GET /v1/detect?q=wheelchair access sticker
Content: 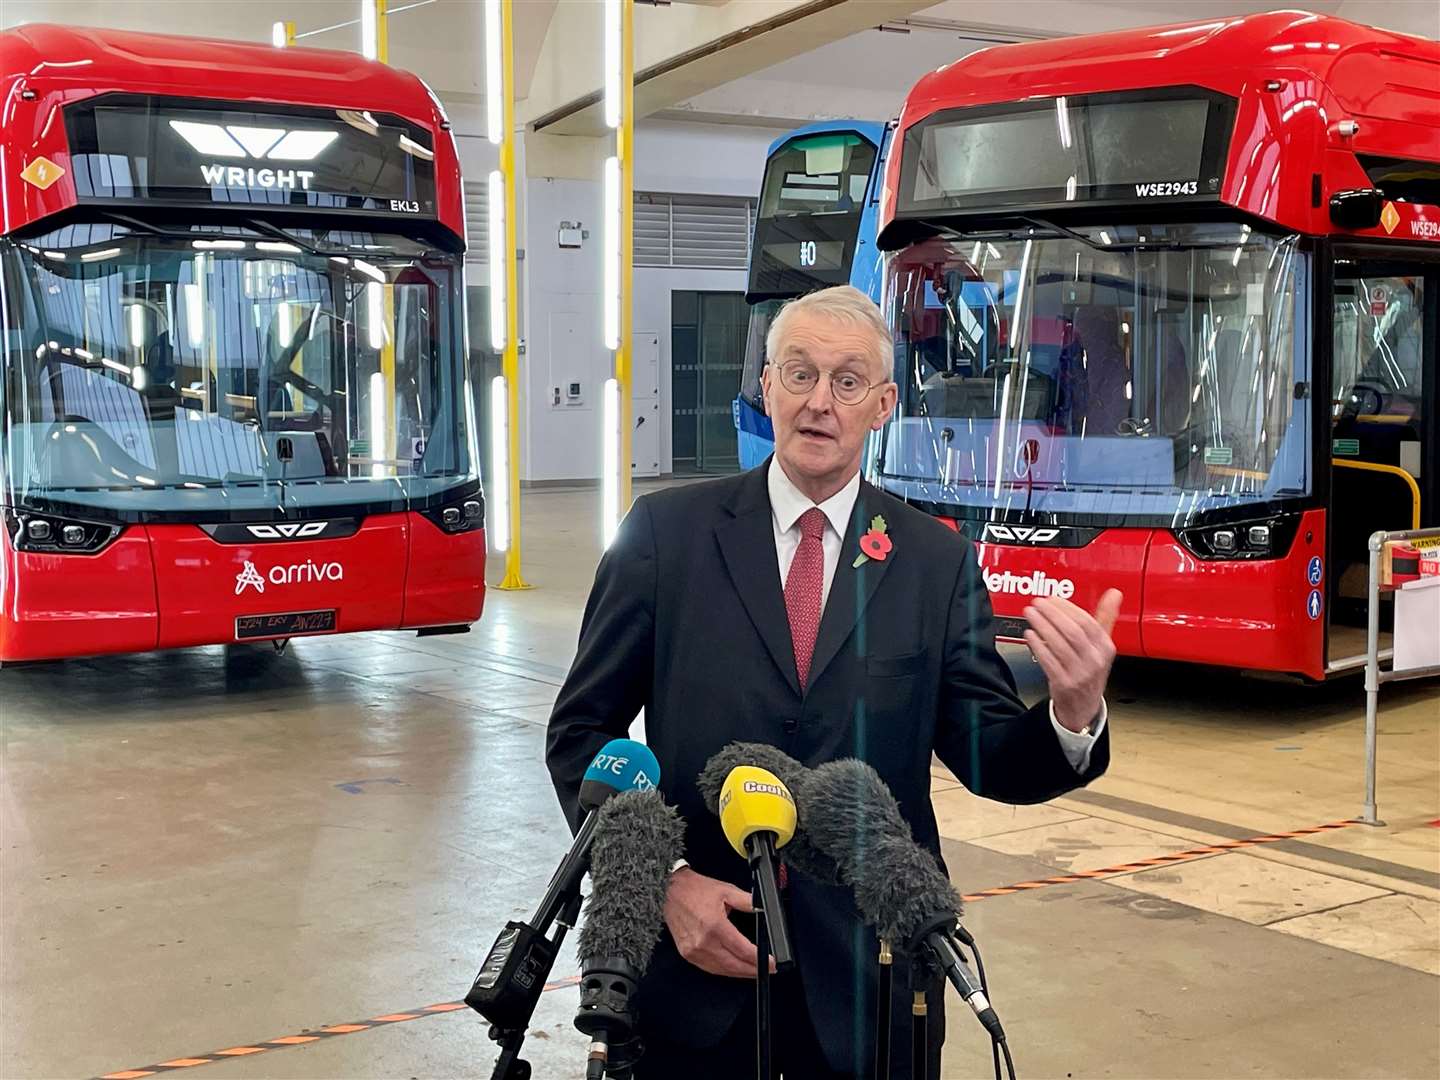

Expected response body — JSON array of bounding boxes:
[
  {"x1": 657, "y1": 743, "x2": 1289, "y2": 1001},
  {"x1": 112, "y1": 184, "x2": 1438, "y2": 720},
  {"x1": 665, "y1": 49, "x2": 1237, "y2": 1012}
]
[{"x1": 1307, "y1": 556, "x2": 1323, "y2": 587}]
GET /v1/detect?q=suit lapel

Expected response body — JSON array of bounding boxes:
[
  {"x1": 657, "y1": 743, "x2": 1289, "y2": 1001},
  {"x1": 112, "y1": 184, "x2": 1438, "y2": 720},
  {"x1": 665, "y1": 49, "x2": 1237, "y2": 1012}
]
[
  {"x1": 807, "y1": 481, "x2": 896, "y2": 690},
  {"x1": 715, "y1": 466, "x2": 801, "y2": 696}
]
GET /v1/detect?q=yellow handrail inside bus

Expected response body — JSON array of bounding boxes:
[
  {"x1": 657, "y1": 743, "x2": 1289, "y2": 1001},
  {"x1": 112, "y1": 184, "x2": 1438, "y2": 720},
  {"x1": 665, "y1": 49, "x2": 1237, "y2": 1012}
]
[
  {"x1": 381, "y1": 284, "x2": 396, "y2": 476},
  {"x1": 1206, "y1": 464, "x2": 1270, "y2": 482},
  {"x1": 1332, "y1": 458, "x2": 1421, "y2": 530}
]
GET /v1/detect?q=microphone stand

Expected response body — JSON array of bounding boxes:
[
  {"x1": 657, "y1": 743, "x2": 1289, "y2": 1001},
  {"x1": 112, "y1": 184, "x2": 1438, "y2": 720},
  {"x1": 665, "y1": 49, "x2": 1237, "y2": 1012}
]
[
  {"x1": 875, "y1": 940, "x2": 893, "y2": 1080},
  {"x1": 478, "y1": 891, "x2": 584, "y2": 1080},
  {"x1": 753, "y1": 874, "x2": 774, "y2": 1080},
  {"x1": 745, "y1": 833, "x2": 793, "y2": 1080},
  {"x1": 910, "y1": 948, "x2": 934, "y2": 1080}
]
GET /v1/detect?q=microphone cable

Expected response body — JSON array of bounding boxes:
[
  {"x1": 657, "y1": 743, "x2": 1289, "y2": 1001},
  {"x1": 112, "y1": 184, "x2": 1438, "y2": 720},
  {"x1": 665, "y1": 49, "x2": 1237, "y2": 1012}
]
[{"x1": 955, "y1": 927, "x2": 1015, "y2": 1080}]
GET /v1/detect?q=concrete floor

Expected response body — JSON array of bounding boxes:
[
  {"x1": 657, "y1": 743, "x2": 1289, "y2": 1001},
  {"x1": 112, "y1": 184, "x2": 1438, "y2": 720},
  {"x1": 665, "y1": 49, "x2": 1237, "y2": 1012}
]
[{"x1": 2, "y1": 480, "x2": 1437, "y2": 1080}]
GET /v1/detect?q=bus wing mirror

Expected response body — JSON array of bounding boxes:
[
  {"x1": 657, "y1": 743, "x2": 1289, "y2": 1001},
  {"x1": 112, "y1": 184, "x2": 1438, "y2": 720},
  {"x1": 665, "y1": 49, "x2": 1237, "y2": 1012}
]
[{"x1": 1328, "y1": 188, "x2": 1384, "y2": 230}]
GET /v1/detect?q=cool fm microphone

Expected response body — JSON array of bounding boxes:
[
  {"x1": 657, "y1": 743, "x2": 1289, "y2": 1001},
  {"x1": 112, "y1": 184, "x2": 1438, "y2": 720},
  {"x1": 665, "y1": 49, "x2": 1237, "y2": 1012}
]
[
  {"x1": 718, "y1": 765, "x2": 798, "y2": 972},
  {"x1": 719, "y1": 765, "x2": 800, "y2": 1080},
  {"x1": 697, "y1": 741, "x2": 838, "y2": 885}
]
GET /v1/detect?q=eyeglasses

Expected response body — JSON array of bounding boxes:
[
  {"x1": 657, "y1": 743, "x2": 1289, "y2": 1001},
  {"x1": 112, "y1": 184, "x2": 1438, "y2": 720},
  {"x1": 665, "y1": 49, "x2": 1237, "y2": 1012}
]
[{"x1": 775, "y1": 361, "x2": 877, "y2": 406}]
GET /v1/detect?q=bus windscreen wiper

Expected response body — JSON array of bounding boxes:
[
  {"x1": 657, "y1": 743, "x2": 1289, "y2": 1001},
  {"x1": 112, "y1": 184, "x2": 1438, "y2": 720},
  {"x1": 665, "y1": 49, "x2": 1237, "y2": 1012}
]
[
  {"x1": 243, "y1": 219, "x2": 325, "y2": 256},
  {"x1": 1019, "y1": 215, "x2": 1202, "y2": 252},
  {"x1": 1015, "y1": 215, "x2": 1115, "y2": 251},
  {"x1": 89, "y1": 210, "x2": 172, "y2": 238}
]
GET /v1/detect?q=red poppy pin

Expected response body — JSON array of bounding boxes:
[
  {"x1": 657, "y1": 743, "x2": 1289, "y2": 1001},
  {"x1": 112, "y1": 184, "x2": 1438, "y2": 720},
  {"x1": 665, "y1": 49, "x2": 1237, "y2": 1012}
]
[{"x1": 853, "y1": 515, "x2": 893, "y2": 568}]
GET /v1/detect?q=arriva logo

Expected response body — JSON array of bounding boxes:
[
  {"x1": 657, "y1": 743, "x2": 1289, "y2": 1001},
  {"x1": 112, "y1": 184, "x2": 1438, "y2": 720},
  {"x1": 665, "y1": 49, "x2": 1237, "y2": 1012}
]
[
  {"x1": 983, "y1": 568, "x2": 1076, "y2": 599},
  {"x1": 235, "y1": 561, "x2": 267, "y2": 595},
  {"x1": 235, "y1": 558, "x2": 344, "y2": 595}
]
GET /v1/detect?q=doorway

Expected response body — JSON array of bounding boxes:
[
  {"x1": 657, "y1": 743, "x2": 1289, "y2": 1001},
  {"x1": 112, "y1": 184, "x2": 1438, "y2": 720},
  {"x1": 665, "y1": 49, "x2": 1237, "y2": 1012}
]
[
  {"x1": 672, "y1": 290, "x2": 746, "y2": 475},
  {"x1": 1327, "y1": 257, "x2": 1435, "y2": 665}
]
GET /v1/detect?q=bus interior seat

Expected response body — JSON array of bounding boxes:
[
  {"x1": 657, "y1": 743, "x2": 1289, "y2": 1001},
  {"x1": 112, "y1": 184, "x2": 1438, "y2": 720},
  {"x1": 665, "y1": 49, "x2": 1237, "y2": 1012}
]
[
  {"x1": 1070, "y1": 305, "x2": 1130, "y2": 434},
  {"x1": 919, "y1": 369, "x2": 1051, "y2": 420}
]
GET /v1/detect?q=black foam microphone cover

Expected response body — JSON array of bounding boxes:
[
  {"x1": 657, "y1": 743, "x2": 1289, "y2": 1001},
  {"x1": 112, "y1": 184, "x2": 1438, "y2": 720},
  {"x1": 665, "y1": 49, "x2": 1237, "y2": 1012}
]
[
  {"x1": 575, "y1": 789, "x2": 684, "y2": 1049},
  {"x1": 696, "y1": 740, "x2": 841, "y2": 884},
  {"x1": 577, "y1": 788, "x2": 684, "y2": 971},
  {"x1": 803, "y1": 758, "x2": 962, "y2": 947}
]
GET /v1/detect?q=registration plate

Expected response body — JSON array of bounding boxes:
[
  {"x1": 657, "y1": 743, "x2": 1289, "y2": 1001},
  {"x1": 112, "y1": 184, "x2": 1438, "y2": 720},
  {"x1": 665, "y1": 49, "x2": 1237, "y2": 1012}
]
[
  {"x1": 993, "y1": 615, "x2": 1031, "y2": 641},
  {"x1": 235, "y1": 609, "x2": 338, "y2": 641}
]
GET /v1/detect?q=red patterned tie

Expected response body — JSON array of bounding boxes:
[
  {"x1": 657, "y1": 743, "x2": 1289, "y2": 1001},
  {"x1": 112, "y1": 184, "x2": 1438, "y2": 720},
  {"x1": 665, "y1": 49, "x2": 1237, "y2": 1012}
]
[{"x1": 784, "y1": 507, "x2": 827, "y2": 690}]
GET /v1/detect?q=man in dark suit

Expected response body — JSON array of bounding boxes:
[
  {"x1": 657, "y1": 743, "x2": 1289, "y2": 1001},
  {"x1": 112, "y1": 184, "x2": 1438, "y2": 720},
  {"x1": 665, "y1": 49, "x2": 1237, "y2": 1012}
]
[{"x1": 547, "y1": 286, "x2": 1121, "y2": 1079}]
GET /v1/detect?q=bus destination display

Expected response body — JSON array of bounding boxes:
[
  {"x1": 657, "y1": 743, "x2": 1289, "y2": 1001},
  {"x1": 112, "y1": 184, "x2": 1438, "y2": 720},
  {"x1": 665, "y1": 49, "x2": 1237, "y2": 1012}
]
[
  {"x1": 64, "y1": 97, "x2": 437, "y2": 215},
  {"x1": 762, "y1": 240, "x2": 846, "y2": 271}
]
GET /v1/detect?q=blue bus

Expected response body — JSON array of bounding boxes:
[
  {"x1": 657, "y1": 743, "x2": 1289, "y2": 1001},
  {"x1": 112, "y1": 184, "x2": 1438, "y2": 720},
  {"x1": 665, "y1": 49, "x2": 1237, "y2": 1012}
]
[{"x1": 734, "y1": 121, "x2": 892, "y2": 469}]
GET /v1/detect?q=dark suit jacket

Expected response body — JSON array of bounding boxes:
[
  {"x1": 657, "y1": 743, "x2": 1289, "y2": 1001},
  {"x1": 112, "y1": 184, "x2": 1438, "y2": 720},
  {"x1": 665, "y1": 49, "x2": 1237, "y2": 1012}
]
[{"x1": 546, "y1": 463, "x2": 1109, "y2": 1072}]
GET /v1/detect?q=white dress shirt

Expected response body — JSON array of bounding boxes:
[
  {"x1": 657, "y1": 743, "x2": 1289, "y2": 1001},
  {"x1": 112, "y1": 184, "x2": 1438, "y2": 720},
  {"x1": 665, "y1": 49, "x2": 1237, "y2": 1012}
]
[{"x1": 767, "y1": 458, "x2": 1105, "y2": 773}]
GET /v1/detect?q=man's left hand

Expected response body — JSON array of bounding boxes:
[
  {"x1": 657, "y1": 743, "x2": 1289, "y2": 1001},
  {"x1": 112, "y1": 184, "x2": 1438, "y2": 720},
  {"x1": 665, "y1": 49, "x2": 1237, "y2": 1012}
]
[{"x1": 1022, "y1": 589, "x2": 1123, "y2": 732}]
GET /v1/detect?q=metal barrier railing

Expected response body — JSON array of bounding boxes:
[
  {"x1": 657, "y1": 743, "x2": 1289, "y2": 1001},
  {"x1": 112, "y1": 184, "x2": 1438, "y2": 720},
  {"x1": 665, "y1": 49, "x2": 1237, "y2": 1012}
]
[{"x1": 1362, "y1": 526, "x2": 1440, "y2": 825}]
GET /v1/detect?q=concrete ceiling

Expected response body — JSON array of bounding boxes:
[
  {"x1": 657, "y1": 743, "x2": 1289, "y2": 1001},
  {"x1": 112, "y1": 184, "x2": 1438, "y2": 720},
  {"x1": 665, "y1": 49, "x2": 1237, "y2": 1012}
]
[
  {"x1": 3, "y1": 0, "x2": 1434, "y2": 136},
  {"x1": 528, "y1": 0, "x2": 935, "y2": 134},
  {"x1": 0, "y1": 0, "x2": 558, "y2": 101},
  {"x1": 664, "y1": 0, "x2": 1436, "y2": 127}
]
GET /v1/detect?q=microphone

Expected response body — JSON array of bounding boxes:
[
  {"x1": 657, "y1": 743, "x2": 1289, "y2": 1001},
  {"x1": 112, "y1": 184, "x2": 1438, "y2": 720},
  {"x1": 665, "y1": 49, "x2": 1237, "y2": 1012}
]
[
  {"x1": 696, "y1": 741, "x2": 839, "y2": 884},
  {"x1": 467, "y1": 738, "x2": 660, "y2": 1034},
  {"x1": 535, "y1": 739, "x2": 661, "y2": 930},
  {"x1": 717, "y1": 766, "x2": 797, "y2": 971},
  {"x1": 803, "y1": 758, "x2": 1005, "y2": 1042},
  {"x1": 574, "y1": 789, "x2": 684, "y2": 1080}
]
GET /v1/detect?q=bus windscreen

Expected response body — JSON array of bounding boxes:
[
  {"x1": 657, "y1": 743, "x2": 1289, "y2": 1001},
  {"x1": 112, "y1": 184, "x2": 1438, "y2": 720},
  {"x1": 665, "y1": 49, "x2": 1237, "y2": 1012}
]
[
  {"x1": 1, "y1": 221, "x2": 473, "y2": 521},
  {"x1": 880, "y1": 222, "x2": 1311, "y2": 525},
  {"x1": 898, "y1": 90, "x2": 1233, "y2": 215},
  {"x1": 747, "y1": 131, "x2": 877, "y2": 301}
]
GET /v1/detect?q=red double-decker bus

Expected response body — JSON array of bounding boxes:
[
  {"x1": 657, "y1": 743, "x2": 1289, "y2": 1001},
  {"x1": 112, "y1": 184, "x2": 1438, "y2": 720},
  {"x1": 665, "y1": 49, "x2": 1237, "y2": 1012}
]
[
  {"x1": 0, "y1": 25, "x2": 485, "y2": 662},
  {"x1": 876, "y1": 12, "x2": 1438, "y2": 680}
]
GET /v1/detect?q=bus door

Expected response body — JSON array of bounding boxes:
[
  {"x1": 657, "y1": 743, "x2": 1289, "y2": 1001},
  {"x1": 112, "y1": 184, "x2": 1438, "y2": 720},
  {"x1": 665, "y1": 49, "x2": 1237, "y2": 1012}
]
[{"x1": 1327, "y1": 253, "x2": 1436, "y2": 667}]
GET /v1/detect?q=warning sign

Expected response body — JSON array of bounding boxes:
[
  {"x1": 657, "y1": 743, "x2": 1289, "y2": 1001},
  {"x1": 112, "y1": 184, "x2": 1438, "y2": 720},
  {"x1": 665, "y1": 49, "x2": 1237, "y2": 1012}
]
[
  {"x1": 1370, "y1": 285, "x2": 1387, "y2": 316},
  {"x1": 1382, "y1": 537, "x2": 1440, "y2": 587},
  {"x1": 20, "y1": 156, "x2": 64, "y2": 190}
]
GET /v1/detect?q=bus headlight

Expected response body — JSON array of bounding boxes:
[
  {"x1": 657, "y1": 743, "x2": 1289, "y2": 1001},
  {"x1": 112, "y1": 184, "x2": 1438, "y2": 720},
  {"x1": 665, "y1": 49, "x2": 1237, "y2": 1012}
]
[
  {"x1": 1177, "y1": 515, "x2": 1298, "y2": 562},
  {"x1": 5, "y1": 511, "x2": 123, "y2": 555},
  {"x1": 420, "y1": 493, "x2": 486, "y2": 536}
]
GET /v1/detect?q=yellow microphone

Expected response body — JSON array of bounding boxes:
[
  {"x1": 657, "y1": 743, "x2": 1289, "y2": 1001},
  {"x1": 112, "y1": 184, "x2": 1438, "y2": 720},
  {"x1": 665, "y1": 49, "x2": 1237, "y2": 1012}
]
[
  {"x1": 718, "y1": 766, "x2": 796, "y2": 971},
  {"x1": 719, "y1": 765, "x2": 797, "y2": 856}
]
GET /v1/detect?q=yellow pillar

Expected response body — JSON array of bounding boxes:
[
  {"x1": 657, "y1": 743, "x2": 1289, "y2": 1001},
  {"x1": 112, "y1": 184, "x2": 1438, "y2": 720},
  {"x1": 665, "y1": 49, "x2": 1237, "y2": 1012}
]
[
  {"x1": 496, "y1": 0, "x2": 531, "y2": 590},
  {"x1": 617, "y1": 0, "x2": 635, "y2": 514},
  {"x1": 376, "y1": 0, "x2": 389, "y2": 64}
]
